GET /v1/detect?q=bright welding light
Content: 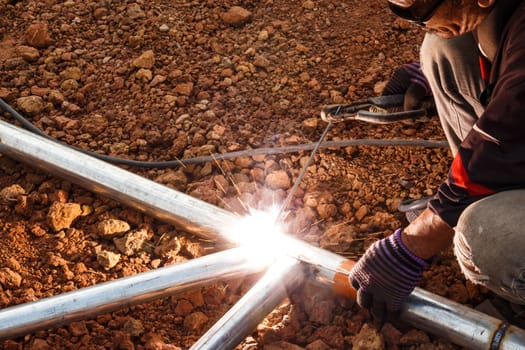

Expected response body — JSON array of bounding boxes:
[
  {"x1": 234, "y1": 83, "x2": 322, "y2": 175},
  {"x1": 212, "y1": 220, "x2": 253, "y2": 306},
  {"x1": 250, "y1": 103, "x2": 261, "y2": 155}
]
[{"x1": 230, "y1": 206, "x2": 291, "y2": 263}]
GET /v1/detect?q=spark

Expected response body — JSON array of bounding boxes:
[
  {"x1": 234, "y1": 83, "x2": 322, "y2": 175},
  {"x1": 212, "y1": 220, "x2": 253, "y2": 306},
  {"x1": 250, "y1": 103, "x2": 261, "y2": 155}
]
[{"x1": 229, "y1": 205, "x2": 291, "y2": 264}]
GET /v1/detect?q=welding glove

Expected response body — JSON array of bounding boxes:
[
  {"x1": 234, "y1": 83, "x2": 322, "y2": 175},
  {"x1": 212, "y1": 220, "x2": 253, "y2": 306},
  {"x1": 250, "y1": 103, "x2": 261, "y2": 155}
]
[
  {"x1": 348, "y1": 228, "x2": 431, "y2": 319},
  {"x1": 382, "y1": 62, "x2": 432, "y2": 112}
]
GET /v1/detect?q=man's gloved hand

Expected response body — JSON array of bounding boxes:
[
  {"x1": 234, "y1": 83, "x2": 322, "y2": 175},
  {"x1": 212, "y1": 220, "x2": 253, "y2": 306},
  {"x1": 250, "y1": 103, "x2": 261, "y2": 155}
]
[
  {"x1": 382, "y1": 62, "x2": 432, "y2": 112},
  {"x1": 349, "y1": 228, "x2": 431, "y2": 319}
]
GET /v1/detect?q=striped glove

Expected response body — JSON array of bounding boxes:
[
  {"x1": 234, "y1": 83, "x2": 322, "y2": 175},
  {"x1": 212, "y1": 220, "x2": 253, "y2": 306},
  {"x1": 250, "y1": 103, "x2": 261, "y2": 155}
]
[
  {"x1": 349, "y1": 228, "x2": 431, "y2": 318},
  {"x1": 382, "y1": 62, "x2": 432, "y2": 112}
]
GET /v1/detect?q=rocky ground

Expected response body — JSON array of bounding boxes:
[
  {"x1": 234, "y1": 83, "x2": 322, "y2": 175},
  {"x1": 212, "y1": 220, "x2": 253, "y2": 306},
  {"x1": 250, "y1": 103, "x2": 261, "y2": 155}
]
[{"x1": 0, "y1": 0, "x2": 492, "y2": 349}]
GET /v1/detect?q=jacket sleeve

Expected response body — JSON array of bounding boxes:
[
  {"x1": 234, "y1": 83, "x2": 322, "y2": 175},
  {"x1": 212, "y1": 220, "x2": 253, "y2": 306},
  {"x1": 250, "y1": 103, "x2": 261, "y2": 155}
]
[{"x1": 429, "y1": 25, "x2": 525, "y2": 227}]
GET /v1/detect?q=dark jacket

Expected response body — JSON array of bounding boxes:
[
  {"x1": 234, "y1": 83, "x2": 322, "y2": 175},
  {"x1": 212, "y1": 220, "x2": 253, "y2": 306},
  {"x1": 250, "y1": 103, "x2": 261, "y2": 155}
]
[{"x1": 430, "y1": 0, "x2": 525, "y2": 226}]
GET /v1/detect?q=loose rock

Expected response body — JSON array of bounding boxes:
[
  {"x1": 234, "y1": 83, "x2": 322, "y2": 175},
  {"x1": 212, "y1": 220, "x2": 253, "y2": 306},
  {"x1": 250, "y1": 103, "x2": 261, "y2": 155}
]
[
  {"x1": 97, "y1": 250, "x2": 121, "y2": 270},
  {"x1": 265, "y1": 170, "x2": 291, "y2": 190},
  {"x1": 16, "y1": 96, "x2": 44, "y2": 115},
  {"x1": 97, "y1": 219, "x2": 130, "y2": 237},
  {"x1": 24, "y1": 22, "x2": 52, "y2": 48},
  {"x1": 221, "y1": 6, "x2": 252, "y2": 26},
  {"x1": 47, "y1": 201, "x2": 82, "y2": 232}
]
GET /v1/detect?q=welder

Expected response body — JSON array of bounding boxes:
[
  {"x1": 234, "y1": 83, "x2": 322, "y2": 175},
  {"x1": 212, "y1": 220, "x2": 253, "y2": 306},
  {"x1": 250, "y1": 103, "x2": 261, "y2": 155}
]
[{"x1": 348, "y1": 0, "x2": 525, "y2": 327}]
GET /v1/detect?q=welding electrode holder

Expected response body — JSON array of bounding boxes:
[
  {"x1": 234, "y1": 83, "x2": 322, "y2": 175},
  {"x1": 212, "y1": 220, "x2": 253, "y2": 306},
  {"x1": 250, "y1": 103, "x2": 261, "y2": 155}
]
[{"x1": 320, "y1": 94, "x2": 435, "y2": 125}]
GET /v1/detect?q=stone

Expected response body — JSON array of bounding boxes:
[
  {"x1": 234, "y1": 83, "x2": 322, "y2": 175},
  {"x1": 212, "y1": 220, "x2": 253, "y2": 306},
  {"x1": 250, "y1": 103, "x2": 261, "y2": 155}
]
[
  {"x1": 48, "y1": 90, "x2": 65, "y2": 105},
  {"x1": 30, "y1": 224, "x2": 47, "y2": 237},
  {"x1": 126, "y1": 3, "x2": 145, "y2": 20},
  {"x1": 155, "y1": 170, "x2": 188, "y2": 189},
  {"x1": 0, "y1": 88, "x2": 15, "y2": 100},
  {"x1": 174, "y1": 299, "x2": 194, "y2": 316},
  {"x1": 352, "y1": 324, "x2": 384, "y2": 350},
  {"x1": 29, "y1": 338, "x2": 50, "y2": 350},
  {"x1": 47, "y1": 201, "x2": 82, "y2": 232},
  {"x1": 97, "y1": 250, "x2": 121, "y2": 270},
  {"x1": 97, "y1": 219, "x2": 130, "y2": 237},
  {"x1": 183, "y1": 311, "x2": 208, "y2": 331},
  {"x1": 30, "y1": 86, "x2": 50, "y2": 96},
  {"x1": 319, "y1": 224, "x2": 356, "y2": 251},
  {"x1": 123, "y1": 318, "x2": 144, "y2": 337},
  {"x1": 60, "y1": 79, "x2": 79, "y2": 92},
  {"x1": 258, "y1": 30, "x2": 269, "y2": 41},
  {"x1": 15, "y1": 45, "x2": 40, "y2": 62},
  {"x1": 82, "y1": 113, "x2": 109, "y2": 135},
  {"x1": 312, "y1": 325, "x2": 345, "y2": 349},
  {"x1": 113, "y1": 228, "x2": 150, "y2": 256},
  {"x1": 144, "y1": 333, "x2": 182, "y2": 350},
  {"x1": 355, "y1": 205, "x2": 369, "y2": 222},
  {"x1": 174, "y1": 82, "x2": 194, "y2": 96},
  {"x1": 253, "y1": 55, "x2": 270, "y2": 69},
  {"x1": 0, "y1": 267, "x2": 22, "y2": 289},
  {"x1": 60, "y1": 67, "x2": 82, "y2": 81},
  {"x1": 221, "y1": 6, "x2": 252, "y2": 26},
  {"x1": 69, "y1": 322, "x2": 89, "y2": 336},
  {"x1": 265, "y1": 170, "x2": 291, "y2": 190},
  {"x1": 308, "y1": 299, "x2": 334, "y2": 325},
  {"x1": 206, "y1": 124, "x2": 225, "y2": 140},
  {"x1": 302, "y1": 1, "x2": 315, "y2": 9},
  {"x1": 150, "y1": 74, "x2": 166, "y2": 86},
  {"x1": 154, "y1": 235, "x2": 182, "y2": 258},
  {"x1": 135, "y1": 68, "x2": 152, "y2": 81},
  {"x1": 380, "y1": 323, "x2": 402, "y2": 346},
  {"x1": 287, "y1": 206, "x2": 316, "y2": 234},
  {"x1": 0, "y1": 184, "x2": 26, "y2": 204},
  {"x1": 16, "y1": 96, "x2": 44, "y2": 116},
  {"x1": 132, "y1": 50, "x2": 155, "y2": 69},
  {"x1": 25, "y1": 22, "x2": 52, "y2": 48},
  {"x1": 203, "y1": 285, "x2": 226, "y2": 305},
  {"x1": 301, "y1": 118, "x2": 318, "y2": 133},
  {"x1": 316, "y1": 203, "x2": 337, "y2": 220}
]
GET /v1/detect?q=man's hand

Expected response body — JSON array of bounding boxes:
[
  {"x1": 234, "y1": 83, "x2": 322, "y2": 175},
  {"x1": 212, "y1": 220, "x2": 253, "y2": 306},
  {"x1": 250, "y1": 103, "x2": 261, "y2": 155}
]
[
  {"x1": 348, "y1": 228, "x2": 431, "y2": 319},
  {"x1": 382, "y1": 62, "x2": 432, "y2": 111}
]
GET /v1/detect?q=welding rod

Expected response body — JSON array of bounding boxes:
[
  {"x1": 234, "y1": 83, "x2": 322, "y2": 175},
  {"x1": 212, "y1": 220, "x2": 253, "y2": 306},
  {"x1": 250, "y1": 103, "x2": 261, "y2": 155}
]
[
  {"x1": 1, "y1": 120, "x2": 525, "y2": 349},
  {"x1": 0, "y1": 247, "x2": 268, "y2": 340},
  {"x1": 191, "y1": 257, "x2": 305, "y2": 349}
]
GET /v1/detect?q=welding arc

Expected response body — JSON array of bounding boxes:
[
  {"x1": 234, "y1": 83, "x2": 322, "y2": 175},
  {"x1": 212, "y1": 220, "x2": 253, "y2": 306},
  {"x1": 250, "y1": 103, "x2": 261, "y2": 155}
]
[{"x1": 0, "y1": 98, "x2": 447, "y2": 169}]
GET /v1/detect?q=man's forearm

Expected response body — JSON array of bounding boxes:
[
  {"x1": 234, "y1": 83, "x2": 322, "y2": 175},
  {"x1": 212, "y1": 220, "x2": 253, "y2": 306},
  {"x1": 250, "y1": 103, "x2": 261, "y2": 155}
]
[{"x1": 401, "y1": 208, "x2": 455, "y2": 260}]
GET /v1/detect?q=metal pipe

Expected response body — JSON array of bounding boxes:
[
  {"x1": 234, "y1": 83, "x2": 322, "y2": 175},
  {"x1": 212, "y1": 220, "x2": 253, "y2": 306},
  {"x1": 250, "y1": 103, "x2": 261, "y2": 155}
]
[
  {"x1": 0, "y1": 247, "x2": 268, "y2": 341},
  {"x1": 2, "y1": 121, "x2": 525, "y2": 349},
  {"x1": 191, "y1": 257, "x2": 305, "y2": 349},
  {"x1": 0, "y1": 120, "x2": 238, "y2": 240},
  {"x1": 402, "y1": 288, "x2": 525, "y2": 350},
  {"x1": 0, "y1": 120, "x2": 354, "y2": 289}
]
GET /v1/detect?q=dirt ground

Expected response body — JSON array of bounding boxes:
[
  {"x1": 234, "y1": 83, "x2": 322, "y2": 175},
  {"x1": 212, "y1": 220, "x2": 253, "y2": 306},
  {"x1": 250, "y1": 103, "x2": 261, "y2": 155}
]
[{"x1": 0, "y1": 0, "x2": 493, "y2": 349}]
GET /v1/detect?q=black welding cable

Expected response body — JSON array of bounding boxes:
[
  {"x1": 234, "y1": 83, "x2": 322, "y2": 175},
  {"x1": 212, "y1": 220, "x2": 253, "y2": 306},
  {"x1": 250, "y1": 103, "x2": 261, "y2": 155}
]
[{"x1": 0, "y1": 98, "x2": 448, "y2": 168}]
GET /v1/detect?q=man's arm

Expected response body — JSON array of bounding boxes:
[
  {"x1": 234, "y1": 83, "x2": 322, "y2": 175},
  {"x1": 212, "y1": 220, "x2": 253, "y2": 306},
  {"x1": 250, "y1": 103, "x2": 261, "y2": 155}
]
[{"x1": 402, "y1": 208, "x2": 454, "y2": 260}]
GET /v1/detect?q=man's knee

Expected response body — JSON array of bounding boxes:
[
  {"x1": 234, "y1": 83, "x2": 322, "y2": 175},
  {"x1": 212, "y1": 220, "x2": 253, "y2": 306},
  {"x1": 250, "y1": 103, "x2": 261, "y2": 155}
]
[{"x1": 454, "y1": 190, "x2": 525, "y2": 304}]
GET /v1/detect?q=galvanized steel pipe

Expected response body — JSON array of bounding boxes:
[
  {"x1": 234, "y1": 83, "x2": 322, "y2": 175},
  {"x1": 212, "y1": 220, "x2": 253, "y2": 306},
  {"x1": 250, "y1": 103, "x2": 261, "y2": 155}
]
[
  {"x1": 0, "y1": 247, "x2": 268, "y2": 340},
  {"x1": 191, "y1": 257, "x2": 305, "y2": 349},
  {"x1": 0, "y1": 120, "x2": 238, "y2": 240},
  {"x1": 403, "y1": 288, "x2": 525, "y2": 350}
]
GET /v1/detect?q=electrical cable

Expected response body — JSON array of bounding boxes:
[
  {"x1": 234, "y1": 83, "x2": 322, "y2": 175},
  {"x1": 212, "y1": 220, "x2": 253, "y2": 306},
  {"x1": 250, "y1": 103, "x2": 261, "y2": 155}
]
[{"x1": 0, "y1": 98, "x2": 448, "y2": 169}]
